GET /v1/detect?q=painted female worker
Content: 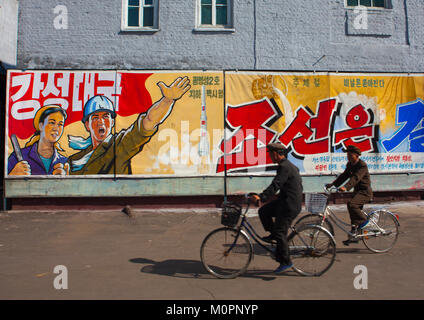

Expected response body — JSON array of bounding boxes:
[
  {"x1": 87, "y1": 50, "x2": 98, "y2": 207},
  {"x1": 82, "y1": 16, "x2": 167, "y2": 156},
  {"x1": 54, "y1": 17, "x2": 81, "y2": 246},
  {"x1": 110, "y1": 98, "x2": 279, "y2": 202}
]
[
  {"x1": 8, "y1": 105, "x2": 69, "y2": 175},
  {"x1": 68, "y1": 76, "x2": 191, "y2": 174}
]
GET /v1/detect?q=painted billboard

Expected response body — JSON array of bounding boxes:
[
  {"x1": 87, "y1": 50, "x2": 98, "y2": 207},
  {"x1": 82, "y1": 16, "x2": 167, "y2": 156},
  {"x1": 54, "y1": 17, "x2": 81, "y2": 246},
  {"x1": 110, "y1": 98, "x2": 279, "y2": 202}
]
[
  {"x1": 221, "y1": 72, "x2": 424, "y2": 175},
  {"x1": 5, "y1": 70, "x2": 424, "y2": 178}
]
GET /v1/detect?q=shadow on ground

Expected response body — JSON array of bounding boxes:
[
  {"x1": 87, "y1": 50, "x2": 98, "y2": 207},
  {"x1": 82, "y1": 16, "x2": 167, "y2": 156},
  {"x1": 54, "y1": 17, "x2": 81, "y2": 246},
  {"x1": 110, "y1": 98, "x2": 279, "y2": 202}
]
[
  {"x1": 129, "y1": 241, "x2": 371, "y2": 281},
  {"x1": 129, "y1": 257, "x2": 298, "y2": 281}
]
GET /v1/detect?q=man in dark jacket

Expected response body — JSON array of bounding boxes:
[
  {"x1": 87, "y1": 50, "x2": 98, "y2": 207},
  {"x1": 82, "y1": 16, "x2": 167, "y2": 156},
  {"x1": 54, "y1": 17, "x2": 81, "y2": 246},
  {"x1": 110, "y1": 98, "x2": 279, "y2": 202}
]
[
  {"x1": 326, "y1": 145, "x2": 373, "y2": 245},
  {"x1": 250, "y1": 143, "x2": 303, "y2": 274}
]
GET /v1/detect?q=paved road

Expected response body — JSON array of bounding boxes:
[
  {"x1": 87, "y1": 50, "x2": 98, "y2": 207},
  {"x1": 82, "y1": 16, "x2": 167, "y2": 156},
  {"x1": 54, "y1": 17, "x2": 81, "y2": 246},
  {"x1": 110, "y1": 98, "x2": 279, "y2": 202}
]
[{"x1": 0, "y1": 201, "x2": 423, "y2": 300}]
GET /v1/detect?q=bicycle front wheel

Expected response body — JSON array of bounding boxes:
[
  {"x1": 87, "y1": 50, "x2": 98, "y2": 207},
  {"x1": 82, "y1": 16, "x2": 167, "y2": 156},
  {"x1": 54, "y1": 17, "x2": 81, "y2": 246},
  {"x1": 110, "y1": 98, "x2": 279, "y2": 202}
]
[
  {"x1": 200, "y1": 227, "x2": 253, "y2": 279},
  {"x1": 362, "y1": 210, "x2": 399, "y2": 253},
  {"x1": 288, "y1": 225, "x2": 336, "y2": 277}
]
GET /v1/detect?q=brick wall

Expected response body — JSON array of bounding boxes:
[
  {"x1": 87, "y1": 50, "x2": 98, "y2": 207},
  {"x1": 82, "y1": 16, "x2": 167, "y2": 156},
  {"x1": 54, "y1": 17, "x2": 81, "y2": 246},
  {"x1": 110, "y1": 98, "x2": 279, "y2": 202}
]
[{"x1": 16, "y1": 0, "x2": 424, "y2": 72}]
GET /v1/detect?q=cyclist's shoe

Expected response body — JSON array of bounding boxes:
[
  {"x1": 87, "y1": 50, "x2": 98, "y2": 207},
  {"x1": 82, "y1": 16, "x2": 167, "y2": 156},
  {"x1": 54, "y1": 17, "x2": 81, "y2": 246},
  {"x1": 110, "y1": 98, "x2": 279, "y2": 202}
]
[
  {"x1": 274, "y1": 263, "x2": 293, "y2": 274},
  {"x1": 261, "y1": 234, "x2": 277, "y2": 243},
  {"x1": 343, "y1": 226, "x2": 360, "y2": 246}
]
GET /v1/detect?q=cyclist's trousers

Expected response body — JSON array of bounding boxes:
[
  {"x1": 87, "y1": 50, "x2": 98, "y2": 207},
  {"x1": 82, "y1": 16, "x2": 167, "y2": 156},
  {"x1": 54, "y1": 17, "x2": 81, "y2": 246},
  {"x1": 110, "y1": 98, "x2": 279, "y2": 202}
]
[
  {"x1": 348, "y1": 192, "x2": 371, "y2": 227},
  {"x1": 259, "y1": 199, "x2": 300, "y2": 265}
]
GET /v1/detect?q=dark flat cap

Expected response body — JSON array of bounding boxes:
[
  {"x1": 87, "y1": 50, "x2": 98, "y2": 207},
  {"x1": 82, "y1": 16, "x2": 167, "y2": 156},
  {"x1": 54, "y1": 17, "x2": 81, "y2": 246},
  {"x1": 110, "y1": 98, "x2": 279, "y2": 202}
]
[
  {"x1": 266, "y1": 143, "x2": 287, "y2": 152},
  {"x1": 346, "y1": 145, "x2": 361, "y2": 155}
]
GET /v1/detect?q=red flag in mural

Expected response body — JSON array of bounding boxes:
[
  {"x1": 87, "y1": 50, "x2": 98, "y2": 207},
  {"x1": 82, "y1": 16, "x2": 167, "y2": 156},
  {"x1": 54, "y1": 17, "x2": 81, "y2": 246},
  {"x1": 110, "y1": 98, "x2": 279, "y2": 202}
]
[{"x1": 7, "y1": 71, "x2": 153, "y2": 140}]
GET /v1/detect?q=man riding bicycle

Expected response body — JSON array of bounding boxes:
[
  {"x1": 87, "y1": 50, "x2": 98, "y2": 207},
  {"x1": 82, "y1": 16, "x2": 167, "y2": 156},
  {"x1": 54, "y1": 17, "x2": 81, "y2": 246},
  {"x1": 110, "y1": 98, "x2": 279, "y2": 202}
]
[
  {"x1": 325, "y1": 145, "x2": 373, "y2": 245},
  {"x1": 249, "y1": 143, "x2": 303, "y2": 274}
]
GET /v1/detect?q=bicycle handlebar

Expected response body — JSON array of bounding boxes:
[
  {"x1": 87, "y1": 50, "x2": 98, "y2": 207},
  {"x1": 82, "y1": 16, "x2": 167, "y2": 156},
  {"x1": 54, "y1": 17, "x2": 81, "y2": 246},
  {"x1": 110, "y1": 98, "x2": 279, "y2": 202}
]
[
  {"x1": 324, "y1": 185, "x2": 342, "y2": 194},
  {"x1": 245, "y1": 193, "x2": 260, "y2": 206}
]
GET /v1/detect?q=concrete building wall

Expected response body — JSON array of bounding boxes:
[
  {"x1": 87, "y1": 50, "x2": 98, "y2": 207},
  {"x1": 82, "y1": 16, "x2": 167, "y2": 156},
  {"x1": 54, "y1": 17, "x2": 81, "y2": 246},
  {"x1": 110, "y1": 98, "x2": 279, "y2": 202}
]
[
  {"x1": 0, "y1": 0, "x2": 19, "y2": 66},
  {"x1": 7, "y1": 0, "x2": 424, "y2": 202},
  {"x1": 16, "y1": 0, "x2": 424, "y2": 72}
]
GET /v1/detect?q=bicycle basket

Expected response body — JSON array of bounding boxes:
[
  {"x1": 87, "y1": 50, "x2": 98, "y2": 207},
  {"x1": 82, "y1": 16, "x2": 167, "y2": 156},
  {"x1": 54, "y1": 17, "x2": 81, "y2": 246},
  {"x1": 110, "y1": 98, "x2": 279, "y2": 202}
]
[
  {"x1": 221, "y1": 202, "x2": 242, "y2": 227},
  {"x1": 305, "y1": 193, "x2": 328, "y2": 213}
]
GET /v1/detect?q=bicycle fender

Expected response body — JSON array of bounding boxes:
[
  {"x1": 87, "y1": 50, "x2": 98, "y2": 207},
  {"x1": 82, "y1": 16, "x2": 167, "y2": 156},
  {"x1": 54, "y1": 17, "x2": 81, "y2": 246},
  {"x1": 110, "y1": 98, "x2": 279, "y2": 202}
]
[
  {"x1": 239, "y1": 229, "x2": 254, "y2": 262},
  {"x1": 371, "y1": 209, "x2": 400, "y2": 226}
]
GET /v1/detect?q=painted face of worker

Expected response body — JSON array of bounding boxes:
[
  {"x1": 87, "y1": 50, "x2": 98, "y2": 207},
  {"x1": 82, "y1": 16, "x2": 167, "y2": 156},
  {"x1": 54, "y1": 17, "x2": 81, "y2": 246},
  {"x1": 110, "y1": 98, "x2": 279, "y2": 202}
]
[
  {"x1": 85, "y1": 111, "x2": 114, "y2": 144},
  {"x1": 347, "y1": 151, "x2": 359, "y2": 164},
  {"x1": 39, "y1": 111, "x2": 65, "y2": 144}
]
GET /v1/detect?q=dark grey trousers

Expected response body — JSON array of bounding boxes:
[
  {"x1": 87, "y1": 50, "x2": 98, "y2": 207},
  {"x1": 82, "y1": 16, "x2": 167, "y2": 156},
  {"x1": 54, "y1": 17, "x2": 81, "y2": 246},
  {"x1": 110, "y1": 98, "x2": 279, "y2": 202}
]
[
  {"x1": 258, "y1": 200, "x2": 299, "y2": 265},
  {"x1": 347, "y1": 192, "x2": 371, "y2": 227}
]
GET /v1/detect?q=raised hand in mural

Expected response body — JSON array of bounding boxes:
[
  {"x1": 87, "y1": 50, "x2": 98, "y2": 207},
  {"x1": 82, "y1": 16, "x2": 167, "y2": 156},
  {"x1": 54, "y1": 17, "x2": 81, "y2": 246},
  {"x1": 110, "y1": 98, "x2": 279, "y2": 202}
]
[
  {"x1": 157, "y1": 76, "x2": 191, "y2": 101},
  {"x1": 143, "y1": 76, "x2": 191, "y2": 131},
  {"x1": 9, "y1": 161, "x2": 31, "y2": 175},
  {"x1": 67, "y1": 76, "x2": 191, "y2": 175}
]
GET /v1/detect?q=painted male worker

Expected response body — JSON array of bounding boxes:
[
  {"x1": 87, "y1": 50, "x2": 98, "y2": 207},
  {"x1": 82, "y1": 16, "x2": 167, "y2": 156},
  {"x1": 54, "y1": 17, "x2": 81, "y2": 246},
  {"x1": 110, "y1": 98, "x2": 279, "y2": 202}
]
[
  {"x1": 249, "y1": 143, "x2": 303, "y2": 274},
  {"x1": 68, "y1": 76, "x2": 191, "y2": 175},
  {"x1": 326, "y1": 145, "x2": 373, "y2": 246}
]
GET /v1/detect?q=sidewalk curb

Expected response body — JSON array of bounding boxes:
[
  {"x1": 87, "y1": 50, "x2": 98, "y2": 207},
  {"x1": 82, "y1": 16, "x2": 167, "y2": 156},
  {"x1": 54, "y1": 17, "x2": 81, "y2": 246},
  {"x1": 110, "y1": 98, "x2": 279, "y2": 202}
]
[{"x1": 1, "y1": 200, "x2": 422, "y2": 215}]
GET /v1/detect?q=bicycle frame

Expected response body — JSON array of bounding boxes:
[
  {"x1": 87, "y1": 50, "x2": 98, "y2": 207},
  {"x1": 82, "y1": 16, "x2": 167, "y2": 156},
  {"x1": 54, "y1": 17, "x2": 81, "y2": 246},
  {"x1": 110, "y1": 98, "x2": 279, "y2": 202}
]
[
  {"x1": 240, "y1": 216, "x2": 275, "y2": 254},
  {"x1": 202, "y1": 198, "x2": 338, "y2": 278},
  {"x1": 323, "y1": 206, "x2": 354, "y2": 236},
  {"x1": 323, "y1": 201, "x2": 399, "y2": 238},
  {"x1": 227, "y1": 201, "x2": 316, "y2": 256},
  {"x1": 225, "y1": 203, "x2": 274, "y2": 255}
]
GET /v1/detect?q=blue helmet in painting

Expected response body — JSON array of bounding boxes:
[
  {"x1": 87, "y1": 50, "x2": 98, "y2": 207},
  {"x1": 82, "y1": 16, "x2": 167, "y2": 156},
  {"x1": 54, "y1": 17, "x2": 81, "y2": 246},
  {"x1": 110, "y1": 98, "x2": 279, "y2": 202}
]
[{"x1": 82, "y1": 95, "x2": 116, "y2": 123}]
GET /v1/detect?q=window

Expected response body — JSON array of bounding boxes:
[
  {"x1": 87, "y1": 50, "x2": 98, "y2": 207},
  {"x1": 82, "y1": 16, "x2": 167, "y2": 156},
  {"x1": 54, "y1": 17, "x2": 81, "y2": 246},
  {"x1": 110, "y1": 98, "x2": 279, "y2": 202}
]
[
  {"x1": 122, "y1": 0, "x2": 158, "y2": 31},
  {"x1": 346, "y1": 0, "x2": 389, "y2": 8},
  {"x1": 196, "y1": 0, "x2": 233, "y2": 30}
]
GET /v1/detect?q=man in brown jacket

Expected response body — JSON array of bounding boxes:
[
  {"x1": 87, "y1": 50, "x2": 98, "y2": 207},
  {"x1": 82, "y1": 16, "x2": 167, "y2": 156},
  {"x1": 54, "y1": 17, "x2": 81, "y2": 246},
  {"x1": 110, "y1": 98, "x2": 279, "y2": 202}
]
[{"x1": 326, "y1": 145, "x2": 373, "y2": 245}]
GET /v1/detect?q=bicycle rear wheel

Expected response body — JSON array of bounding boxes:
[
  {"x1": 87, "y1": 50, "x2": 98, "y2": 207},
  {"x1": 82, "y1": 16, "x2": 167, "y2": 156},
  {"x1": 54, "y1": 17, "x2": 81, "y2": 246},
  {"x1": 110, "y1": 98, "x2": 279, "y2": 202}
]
[
  {"x1": 288, "y1": 225, "x2": 336, "y2": 276},
  {"x1": 200, "y1": 227, "x2": 253, "y2": 279},
  {"x1": 294, "y1": 213, "x2": 335, "y2": 236},
  {"x1": 362, "y1": 210, "x2": 399, "y2": 253}
]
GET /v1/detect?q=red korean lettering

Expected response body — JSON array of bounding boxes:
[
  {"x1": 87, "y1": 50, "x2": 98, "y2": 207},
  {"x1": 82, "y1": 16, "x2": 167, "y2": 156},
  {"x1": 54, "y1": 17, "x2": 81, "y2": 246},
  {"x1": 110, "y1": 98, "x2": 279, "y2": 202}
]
[
  {"x1": 278, "y1": 98, "x2": 337, "y2": 157},
  {"x1": 334, "y1": 104, "x2": 375, "y2": 152},
  {"x1": 217, "y1": 99, "x2": 281, "y2": 173}
]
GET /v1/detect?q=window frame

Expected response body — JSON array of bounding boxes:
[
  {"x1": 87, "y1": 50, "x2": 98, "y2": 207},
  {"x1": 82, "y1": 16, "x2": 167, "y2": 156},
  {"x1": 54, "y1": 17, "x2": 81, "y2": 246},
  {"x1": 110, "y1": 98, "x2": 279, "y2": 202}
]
[
  {"x1": 345, "y1": 0, "x2": 391, "y2": 10},
  {"x1": 195, "y1": 0, "x2": 234, "y2": 32},
  {"x1": 121, "y1": 0, "x2": 159, "y2": 32}
]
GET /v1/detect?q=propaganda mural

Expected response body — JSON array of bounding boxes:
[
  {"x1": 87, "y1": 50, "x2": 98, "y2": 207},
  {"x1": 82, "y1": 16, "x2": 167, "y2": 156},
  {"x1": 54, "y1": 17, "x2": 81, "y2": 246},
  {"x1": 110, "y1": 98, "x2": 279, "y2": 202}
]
[
  {"x1": 6, "y1": 70, "x2": 225, "y2": 177},
  {"x1": 5, "y1": 70, "x2": 424, "y2": 178},
  {"x1": 221, "y1": 72, "x2": 424, "y2": 175}
]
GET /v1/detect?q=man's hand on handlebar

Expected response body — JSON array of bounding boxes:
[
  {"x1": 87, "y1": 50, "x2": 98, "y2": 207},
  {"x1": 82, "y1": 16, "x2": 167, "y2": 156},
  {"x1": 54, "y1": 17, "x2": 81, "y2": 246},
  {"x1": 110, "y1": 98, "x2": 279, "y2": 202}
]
[
  {"x1": 247, "y1": 193, "x2": 261, "y2": 207},
  {"x1": 324, "y1": 184, "x2": 347, "y2": 193}
]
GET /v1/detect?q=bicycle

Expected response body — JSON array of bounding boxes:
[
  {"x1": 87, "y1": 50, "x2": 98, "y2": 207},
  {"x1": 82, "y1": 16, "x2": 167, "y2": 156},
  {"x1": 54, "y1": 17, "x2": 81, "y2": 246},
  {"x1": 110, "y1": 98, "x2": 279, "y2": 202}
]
[
  {"x1": 294, "y1": 186, "x2": 400, "y2": 253},
  {"x1": 200, "y1": 195, "x2": 336, "y2": 279}
]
